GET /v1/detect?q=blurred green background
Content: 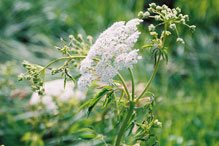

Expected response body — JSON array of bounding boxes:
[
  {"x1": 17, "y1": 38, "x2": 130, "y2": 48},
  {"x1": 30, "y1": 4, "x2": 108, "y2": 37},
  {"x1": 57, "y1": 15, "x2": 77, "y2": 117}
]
[{"x1": 0, "y1": 0, "x2": 218, "y2": 145}]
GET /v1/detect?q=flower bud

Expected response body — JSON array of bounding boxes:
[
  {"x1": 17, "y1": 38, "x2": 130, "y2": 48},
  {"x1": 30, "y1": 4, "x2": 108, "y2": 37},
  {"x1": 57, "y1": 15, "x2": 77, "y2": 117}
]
[
  {"x1": 190, "y1": 25, "x2": 196, "y2": 31},
  {"x1": 143, "y1": 11, "x2": 150, "y2": 18},
  {"x1": 154, "y1": 119, "x2": 162, "y2": 127},
  {"x1": 156, "y1": 6, "x2": 162, "y2": 11},
  {"x1": 155, "y1": 15, "x2": 161, "y2": 21},
  {"x1": 137, "y1": 11, "x2": 144, "y2": 18},
  {"x1": 149, "y1": 3, "x2": 156, "y2": 8},
  {"x1": 150, "y1": 32, "x2": 158, "y2": 36},
  {"x1": 176, "y1": 7, "x2": 181, "y2": 13},
  {"x1": 18, "y1": 74, "x2": 24, "y2": 81},
  {"x1": 148, "y1": 24, "x2": 155, "y2": 31},
  {"x1": 169, "y1": 23, "x2": 176, "y2": 29},
  {"x1": 177, "y1": 38, "x2": 184, "y2": 44},
  {"x1": 69, "y1": 35, "x2": 75, "y2": 40}
]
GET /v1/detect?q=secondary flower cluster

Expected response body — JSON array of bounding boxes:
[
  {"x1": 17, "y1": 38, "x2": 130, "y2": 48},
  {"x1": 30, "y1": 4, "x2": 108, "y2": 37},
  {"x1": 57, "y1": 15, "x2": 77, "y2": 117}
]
[
  {"x1": 138, "y1": 3, "x2": 196, "y2": 44},
  {"x1": 78, "y1": 19, "x2": 143, "y2": 89},
  {"x1": 56, "y1": 34, "x2": 93, "y2": 57},
  {"x1": 30, "y1": 79, "x2": 85, "y2": 112},
  {"x1": 18, "y1": 61, "x2": 44, "y2": 95}
]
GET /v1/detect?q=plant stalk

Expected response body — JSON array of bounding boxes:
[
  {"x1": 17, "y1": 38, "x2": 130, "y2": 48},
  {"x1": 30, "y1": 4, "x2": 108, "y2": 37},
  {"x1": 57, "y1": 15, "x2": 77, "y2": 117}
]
[
  {"x1": 128, "y1": 68, "x2": 135, "y2": 101},
  {"x1": 117, "y1": 73, "x2": 131, "y2": 101},
  {"x1": 137, "y1": 22, "x2": 168, "y2": 101},
  {"x1": 39, "y1": 56, "x2": 86, "y2": 73},
  {"x1": 115, "y1": 102, "x2": 135, "y2": 146},
  {"x1": 136, "y1": 55, "x2": 161, "y2": 101}
]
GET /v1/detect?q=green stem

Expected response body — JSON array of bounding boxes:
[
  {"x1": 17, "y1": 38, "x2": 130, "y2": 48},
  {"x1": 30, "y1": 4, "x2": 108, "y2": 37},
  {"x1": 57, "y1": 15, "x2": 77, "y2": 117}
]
[
  {"x1": 115, "y1": 102, "x2": 135, "y2": 146},
  {"x1": 136, "y1": 22, "x2": 168, "y2": 102},
  {"x1": 136, "y1": 55, "x2": 161, "y2": 102},
  {"x1": 39, "y1": 56, "x2": 86, "y2": 73},
  {"x1": 128, "y1": 68, "x2": 135, "y2": 101},
  {"x1": 117, "y1": 73, "x2": 131, "y2": 101}
]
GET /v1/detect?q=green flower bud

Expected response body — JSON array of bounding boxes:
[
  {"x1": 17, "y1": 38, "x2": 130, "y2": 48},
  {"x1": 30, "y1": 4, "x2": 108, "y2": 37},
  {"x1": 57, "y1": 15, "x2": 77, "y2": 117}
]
[
  {"x1": 137, "y1": 11, "x2": 144, "y2": 18},
  {"x1": 18, "y1": 74, "x2": 24, "y2": 81},
  {"x1": 156, "y1": 6, "x2": 162, "y2": 11},
  {"x1": 150, "y1": 32, "x2": 158, "y2": 36},
  {"x1": 143, "y1": 11, "x2": 150, "y2": 18},
  {"x1": 149, "y1": 3, "x2": 156, "y2": 8},
  {"x1": 148, "y1": 24, "x2": 155, "y2": 31},
  {"x1": 169, "y1": 23, "x2": 176, "y2": 29},
  {"x1": 154, "y1": 119, "x2": 162, "y2": 127}
]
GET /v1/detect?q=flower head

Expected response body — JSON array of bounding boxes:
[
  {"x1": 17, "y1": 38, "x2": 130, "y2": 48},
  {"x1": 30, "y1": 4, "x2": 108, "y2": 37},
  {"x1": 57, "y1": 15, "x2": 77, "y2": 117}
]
[{"x1": 78, "y1": 19, "x2": 143, "y2": 89}]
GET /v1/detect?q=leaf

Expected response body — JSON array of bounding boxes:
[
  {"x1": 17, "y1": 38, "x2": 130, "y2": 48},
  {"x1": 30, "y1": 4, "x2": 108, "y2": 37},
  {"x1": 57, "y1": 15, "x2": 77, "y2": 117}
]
[
  {"x1": 103, "y1": 91, "x2": 114, "y2": 107},
  {"x1": 142, "y1": 44, "x2": 152, "y2": 49},
  {"x1": 76, "y1": 128, "x2": 95, "y2": 133},
  {"x1": 65, "y1": 68, "x2": 76, "y2": 83},
  {"x1": 79, "y1": 99, "x2": 92, "y2": 111},
  {"x1": 79, "y1": 134, "x2": 96, "y2": 140},
  {"x1": 163, "y1": 49, "x2": 168, "y2": 62},
  {"x1": 87, "y1": 88, "x2": 111, "y2": 116},
  {"x1": 127, "y1": 122, "x2": 135, "y2": 136}
]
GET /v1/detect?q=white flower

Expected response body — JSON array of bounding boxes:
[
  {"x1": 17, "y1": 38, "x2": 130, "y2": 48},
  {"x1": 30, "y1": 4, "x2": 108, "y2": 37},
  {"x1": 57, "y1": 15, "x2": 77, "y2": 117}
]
[
  {"x1": 78, "y1": 19, "x2": 143, "y2": 89},
  {"x1": 30, "y1": 93, "x2": 40, "y2": 105},
  {"x1": 42, "y1": 95, "x2": 57, "y2": 111},
  {"x1": 114, "y1": 49, "x2": 141, "y2": 69},
  {"x1": 78, "y1": 73, "x2": 94, "y2": 90},
  {"x1": 29, "y1": 79, "x2": 86, "y2": 111}
]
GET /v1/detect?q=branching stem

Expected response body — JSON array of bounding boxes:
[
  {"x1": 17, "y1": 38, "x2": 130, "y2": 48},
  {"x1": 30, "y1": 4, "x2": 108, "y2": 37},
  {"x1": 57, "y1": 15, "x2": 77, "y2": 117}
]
[
  {"x1": 39, "y1": 56, "x2": 86, "y2": 73},
  {"x1": 117, "y1": 73, "x2": 131, "y2": 101}
]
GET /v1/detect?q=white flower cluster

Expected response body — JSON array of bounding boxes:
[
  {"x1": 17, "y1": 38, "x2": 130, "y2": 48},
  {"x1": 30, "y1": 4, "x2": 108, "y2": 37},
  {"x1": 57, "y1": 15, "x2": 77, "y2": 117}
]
[
  {"x1": 78, "y1": 19, "x2": 143, "y2": 89},
  {"x1": 30, "y1": 79, "x2": 85, "y2": 111}
]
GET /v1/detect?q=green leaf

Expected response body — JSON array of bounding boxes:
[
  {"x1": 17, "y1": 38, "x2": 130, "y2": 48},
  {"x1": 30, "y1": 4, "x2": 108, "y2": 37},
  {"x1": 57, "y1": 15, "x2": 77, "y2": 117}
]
[
  {"x1": 87, "y1": 88, "x2": 110, "y2": 116},
  {"x1": 76, "y1": 128, "x2": 95, "y2": 133},
  {"x1": 65, "y1": 68, "x2": 76, "y2": 83},
  {"x1": 142, "y1": 44, "x2": 152, "y2": 49},
  {"x1": 79, "y1": 99, "x2": 92, "y2": 111},
  {"x1": 128, "y1": 122, "x2": 135, "y2": 136},
  {"x1": 163, "y1": 49, "x2": 168, "y2": 62},
  {"x1": 79, "y1": 134, "x2": 96, "y2": 140},
  {"x1": 103, "y1": 91, "x2": 114, "y2": 107}
]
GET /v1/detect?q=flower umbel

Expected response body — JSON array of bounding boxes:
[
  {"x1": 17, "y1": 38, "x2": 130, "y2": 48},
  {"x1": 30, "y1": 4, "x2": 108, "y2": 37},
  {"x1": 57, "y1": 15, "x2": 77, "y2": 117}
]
[{"x1": 78, "y1": 19, "x2": 143, "y2": 89}]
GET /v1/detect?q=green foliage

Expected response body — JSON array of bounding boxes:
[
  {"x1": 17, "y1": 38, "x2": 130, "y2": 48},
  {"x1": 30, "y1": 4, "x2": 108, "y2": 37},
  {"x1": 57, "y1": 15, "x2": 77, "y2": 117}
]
[{"x1": 0, "y1": 0, "x2": 218, "y2": 146}]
